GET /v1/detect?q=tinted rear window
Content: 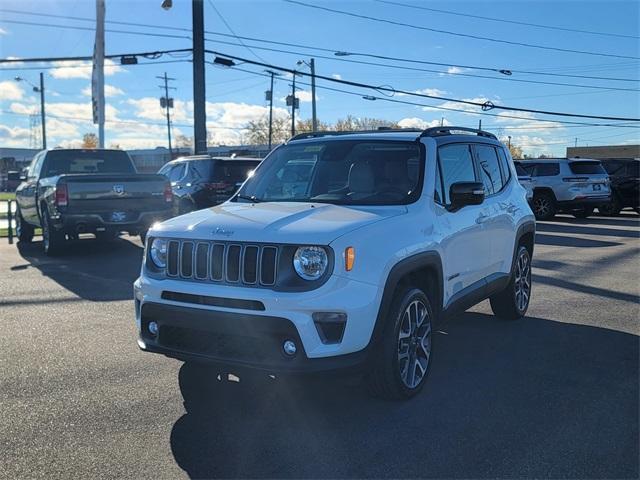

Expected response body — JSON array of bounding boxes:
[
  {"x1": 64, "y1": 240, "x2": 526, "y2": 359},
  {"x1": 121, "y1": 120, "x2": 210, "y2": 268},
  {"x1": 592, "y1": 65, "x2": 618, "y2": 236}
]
[
  {"x1": 533, "y1": 163, "x2": 559, "y2": 177},
  {"x1": 43, "y1": 150, "x2": 135, "y2": 176},
  {"x1": 515, "y1": 163, "x2": 528, "y2": 176},
  {"x1": 569, "y1": 161, "x2": 606, "y2": 175},
  {"x1": 211, "y1": 161, "x2": 259, "y2": 183}
]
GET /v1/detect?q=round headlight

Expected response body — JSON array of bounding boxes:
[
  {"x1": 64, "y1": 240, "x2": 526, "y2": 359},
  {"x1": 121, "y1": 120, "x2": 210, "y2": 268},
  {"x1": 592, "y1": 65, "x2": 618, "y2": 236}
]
[
  {"x1": 293, "y1": 246, "x2": 328, "y2": 280},
  {"x1": 150, "y1": 238, "x2": 168, "y2": 269}
]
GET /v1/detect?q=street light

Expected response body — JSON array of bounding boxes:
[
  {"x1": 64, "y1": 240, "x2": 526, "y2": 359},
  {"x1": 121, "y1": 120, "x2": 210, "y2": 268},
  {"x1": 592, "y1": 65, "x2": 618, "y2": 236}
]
[
  {"x1": 15, "y1": 73, "x2": 46, "y2": 149},
  {"x1": 296, "y1": 58, "x2": 317, "y2": 131},
  {"x1": 160, "y1": 0, "x2": 172, "y2": 10}
]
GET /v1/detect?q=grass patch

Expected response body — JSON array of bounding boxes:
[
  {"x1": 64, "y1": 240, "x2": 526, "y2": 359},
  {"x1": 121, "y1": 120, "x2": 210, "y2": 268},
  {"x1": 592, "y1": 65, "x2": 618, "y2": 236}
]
[
  {"x1": 0, "y1": 192, "x2": 16, "y2": 201},
  {"x1": 0, "y1": 228, "x2": 41, "y2": 238}
]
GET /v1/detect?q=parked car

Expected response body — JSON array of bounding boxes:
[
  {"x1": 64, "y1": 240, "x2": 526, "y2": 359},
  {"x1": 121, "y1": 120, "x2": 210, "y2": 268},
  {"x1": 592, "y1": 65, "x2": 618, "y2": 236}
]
[
  {"x1": 597, "y1": 158, "x2": 640, "y2": 215},
  {"x1": 514, "y1": 161, "x2": 534, "y2": 204},
  {"x1": 134, "y1": 126, "x2": 535, "y2": 400},
  {"x1": 518, "y1": 158, "x2": 610, "y2": 220},
  {"x1": 15, "y1": 149, "x2": 173, "y2": 255},
  {"x1": 158, "y1": 155, "x2": 261, "y2": 215}
]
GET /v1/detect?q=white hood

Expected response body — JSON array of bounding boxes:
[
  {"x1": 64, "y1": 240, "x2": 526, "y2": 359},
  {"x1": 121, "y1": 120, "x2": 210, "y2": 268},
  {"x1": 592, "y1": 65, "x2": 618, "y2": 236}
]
[{"x1": 152, "y1": 202, "x2": 407, "y2": 244}]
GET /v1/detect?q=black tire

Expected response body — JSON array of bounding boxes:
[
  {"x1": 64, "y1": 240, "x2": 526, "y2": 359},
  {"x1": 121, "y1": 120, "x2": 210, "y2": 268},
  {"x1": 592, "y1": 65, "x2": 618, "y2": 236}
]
[
  {"x1": 572, "y1": 207, "x2": 594, "y2": 219},
  {"x1": 15, "y1": 206, "x2": 34, "y2": 243},
  {"x1": 532, "y1": 191, "x2": 556, "y2": 221},
  {"x1": 41, "y1": 209, "x2": 65, "y2": 256},
  {"x1": 365, "y1": 287, "x2": 434, "y2": 400},
  {"x1": 490, "y1": 246, "x2": 532, "y2": 320},
  {"x1": 598, "y1": 197, "x2": 621, "y2": 216}
]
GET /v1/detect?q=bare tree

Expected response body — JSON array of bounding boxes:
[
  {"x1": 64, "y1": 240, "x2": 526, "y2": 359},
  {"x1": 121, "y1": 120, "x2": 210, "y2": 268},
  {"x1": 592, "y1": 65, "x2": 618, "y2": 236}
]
[
  {"x1": 245, "y1": 116, "x2": 290, "y2": 145},
  {"x1": 81, "y1": 133, "x2": 98, "y2": 149},
  {"x1": 333, "y1": 115, "x2": 398, "y2": 131}
]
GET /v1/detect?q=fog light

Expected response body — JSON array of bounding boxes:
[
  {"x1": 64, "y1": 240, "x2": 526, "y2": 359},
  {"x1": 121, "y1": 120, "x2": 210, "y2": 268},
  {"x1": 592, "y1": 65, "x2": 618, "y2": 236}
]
[
  {"x1": 148, "y1": 321, "x2": 159, "y2": 336},
  {"x1": 283, "y1": 340, "x2": 297, "y2": 356}
]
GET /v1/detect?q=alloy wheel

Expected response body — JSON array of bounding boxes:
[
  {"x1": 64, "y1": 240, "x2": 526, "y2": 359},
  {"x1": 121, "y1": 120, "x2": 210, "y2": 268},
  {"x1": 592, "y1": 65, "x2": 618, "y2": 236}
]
[
  {"x1": 534, "y1": 197, "x2": 550, "y2": 218},
  {"x1": 397, "y1": 299, "x2": 432, "y2": 389},
  {"x1": 514, "y1": 250, "x2": 531, "y2": 313}
]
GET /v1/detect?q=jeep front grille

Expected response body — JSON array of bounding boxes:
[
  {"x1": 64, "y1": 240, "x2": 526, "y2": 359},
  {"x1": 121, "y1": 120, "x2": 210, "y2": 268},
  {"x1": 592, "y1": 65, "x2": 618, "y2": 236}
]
[{"x1": 165, "y1": 240, "x2": 278, "y2": 287}]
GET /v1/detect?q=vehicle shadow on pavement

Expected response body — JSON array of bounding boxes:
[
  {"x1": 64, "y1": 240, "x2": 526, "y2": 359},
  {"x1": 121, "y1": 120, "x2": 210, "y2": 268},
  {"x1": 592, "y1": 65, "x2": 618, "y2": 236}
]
[
  {"x1": 169, "y1": 313, "x2": 639, "y2": 479},
  {"x1": 535, "y1": 233, "x2": 621, "y2": 248},
  {"x1": 536, "y1": 222, "x2": 640, "y2": 239},
  {"x1": 15, "y1": 237, "x2": 143, "y2": 301}
]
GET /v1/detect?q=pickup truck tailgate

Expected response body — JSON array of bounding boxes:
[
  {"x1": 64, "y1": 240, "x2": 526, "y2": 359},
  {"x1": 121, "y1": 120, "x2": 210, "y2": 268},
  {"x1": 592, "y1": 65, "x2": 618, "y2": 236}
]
[{"x1": 61, "y1": 174, "x2": 169, "y2": 213}]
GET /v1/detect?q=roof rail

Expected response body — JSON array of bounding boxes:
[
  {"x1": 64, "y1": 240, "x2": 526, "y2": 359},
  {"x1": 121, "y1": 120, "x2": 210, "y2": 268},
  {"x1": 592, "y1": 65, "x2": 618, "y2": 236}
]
[
  {"x1": 420, "y1": 126, "x2": 497, "y2": 140},
  {"x1": 289, "y1": 128, "x2": 423, "y2": 141}
]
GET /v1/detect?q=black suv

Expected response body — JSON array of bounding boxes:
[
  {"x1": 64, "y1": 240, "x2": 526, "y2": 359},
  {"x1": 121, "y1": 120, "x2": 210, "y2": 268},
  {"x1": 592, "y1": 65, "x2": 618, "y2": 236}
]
[
  {"x1": 158, "y1": 155, "x2": 261, "y2": 215},
  {"x1": 597, "y1": 158, "x2": 640, "y2": 215}
]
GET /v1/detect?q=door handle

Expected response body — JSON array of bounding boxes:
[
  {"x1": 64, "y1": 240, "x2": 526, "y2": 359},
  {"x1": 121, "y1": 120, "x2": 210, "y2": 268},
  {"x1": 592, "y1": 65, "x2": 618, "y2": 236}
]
[{"x1": 476, "y1": 213, "x2": 490, "y2": 224}]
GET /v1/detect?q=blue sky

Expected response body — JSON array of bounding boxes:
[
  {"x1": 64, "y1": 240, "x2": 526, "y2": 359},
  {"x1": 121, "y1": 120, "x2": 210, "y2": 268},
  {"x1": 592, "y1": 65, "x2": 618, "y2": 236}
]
[{"x1": 0, "y1": 0, "x2": 638, "y2": 155}]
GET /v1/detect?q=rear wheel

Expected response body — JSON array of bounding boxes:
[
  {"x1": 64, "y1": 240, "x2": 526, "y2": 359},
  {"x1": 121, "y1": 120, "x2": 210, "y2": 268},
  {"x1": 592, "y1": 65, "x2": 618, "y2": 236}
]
[
  {"x1": 572, "y1": 207, "x2": 594, "y2": 219},
  {"x1": 41, "y1": 209, "x2": 65, "y2": 256},
  {"x1": 532, "y1": 192, "x2": 556, "y2": 221},
  {"x1": 599, "y1": 197, "x2": 621, "y2": 216},
  {"x1": 366, "y1": 287, "x2": 433, "y2": 400},
  {"x1": 16, "y1": 206, "x2": 34, "y2": 243},
  {"x1": 490, "y1": 246, "x2": 532, "y2": 320}
]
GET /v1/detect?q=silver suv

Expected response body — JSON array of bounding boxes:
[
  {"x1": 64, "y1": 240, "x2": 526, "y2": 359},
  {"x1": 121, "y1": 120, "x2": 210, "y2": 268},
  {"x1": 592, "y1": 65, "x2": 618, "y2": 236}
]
[{"x1": 517, "y1": 158, "x2": 610, "y2": 220}]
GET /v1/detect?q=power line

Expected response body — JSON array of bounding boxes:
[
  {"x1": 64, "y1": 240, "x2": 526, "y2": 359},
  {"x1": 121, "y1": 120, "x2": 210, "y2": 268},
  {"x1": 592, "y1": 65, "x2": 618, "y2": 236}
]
[
  {"x1": 226, "y1": 64, "x2": 640, "y2": 128},
  {"x1": 205, "y1": 0, "x2": 266, "y2": 62},
  {"x1": 204, "y1": 38, "x2": 640, "y2": 92},
  {"x1": 375, "y1": 0, "x2": 640, "y2": 40},
  {"x1": 206, "y1": 49, "x2": 640, "y2": 122},
  {"x1": 283, "y1": 0, "x2": 640, "y2": 60},
  {"x1": 0, "y1": 48, "x2": 192, "y2": 64},
  {"x1": 1, "y1": 9, "x2": 637, "y2": 82}
]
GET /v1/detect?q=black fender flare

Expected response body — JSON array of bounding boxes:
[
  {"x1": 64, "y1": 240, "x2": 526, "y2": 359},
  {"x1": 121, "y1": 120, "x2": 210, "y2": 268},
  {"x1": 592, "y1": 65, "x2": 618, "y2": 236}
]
[
  {"x1": 368, "y1": 250, "x2": 443, "y2": 349},
  {"x1": 511, "y1": 221, "x2": 536, "y2": 271}
]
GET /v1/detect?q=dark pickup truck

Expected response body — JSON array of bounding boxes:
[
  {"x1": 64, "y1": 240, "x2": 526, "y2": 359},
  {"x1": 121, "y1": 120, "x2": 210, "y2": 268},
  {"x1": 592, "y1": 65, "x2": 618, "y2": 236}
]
[{"x1": 15, "y1": 149, "x2": 172, "y2": 254}]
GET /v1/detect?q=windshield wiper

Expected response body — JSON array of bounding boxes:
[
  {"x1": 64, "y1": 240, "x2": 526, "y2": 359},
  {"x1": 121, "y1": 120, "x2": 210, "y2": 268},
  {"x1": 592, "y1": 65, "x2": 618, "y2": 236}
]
[{"x1": 236, "y1": 194, "x2": 263, "y2": 203}]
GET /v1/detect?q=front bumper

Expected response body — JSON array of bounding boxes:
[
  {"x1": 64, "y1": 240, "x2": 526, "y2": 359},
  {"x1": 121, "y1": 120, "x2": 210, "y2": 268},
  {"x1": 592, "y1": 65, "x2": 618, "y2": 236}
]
[{"x1": 134, "y1": 273, "x2": 381, "y2": 372}]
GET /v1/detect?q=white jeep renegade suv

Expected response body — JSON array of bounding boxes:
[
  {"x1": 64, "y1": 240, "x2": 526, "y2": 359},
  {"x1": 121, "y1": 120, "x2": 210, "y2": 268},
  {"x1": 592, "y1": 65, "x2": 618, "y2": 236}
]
[{"x1": 134, "y1": 127, "x2": 535, "y2": 399}]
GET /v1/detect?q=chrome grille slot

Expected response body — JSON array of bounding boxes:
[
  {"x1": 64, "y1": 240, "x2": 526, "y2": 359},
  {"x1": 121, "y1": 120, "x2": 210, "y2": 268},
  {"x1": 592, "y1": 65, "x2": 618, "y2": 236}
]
[
  {"x1": 195, "y1": 243, "x2": 209, "y2": 280},
  {"x1": 243, "y1": 246, "x2": 259, "y2": 284},
  {"x1": 167, "y1": 241, "x2": 180, "y2": 276},
  {"x1": 226, "y1": 245, "x2": 242, "y2": 282},
  {"x1": 180, "y1": 242, "x2": 194, "y2": 278},
  {"x1": 162, "y1": 240, "x2": 279, "y2": 288},
  {"x1": 210, "y1": 244, "x2": 225, "y2": 281}
]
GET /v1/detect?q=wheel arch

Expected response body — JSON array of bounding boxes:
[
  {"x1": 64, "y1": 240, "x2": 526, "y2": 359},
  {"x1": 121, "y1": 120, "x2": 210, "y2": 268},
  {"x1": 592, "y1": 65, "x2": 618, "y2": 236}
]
[
  {"x1": 369, "y1": 251, "x2": 443, "y2": 349},
  {"x1": 512, "y1": 221, "x2": 536, "y2": 269},
  {"x1": 532, "y1": 187, "x2": 557, "y2": 201}
]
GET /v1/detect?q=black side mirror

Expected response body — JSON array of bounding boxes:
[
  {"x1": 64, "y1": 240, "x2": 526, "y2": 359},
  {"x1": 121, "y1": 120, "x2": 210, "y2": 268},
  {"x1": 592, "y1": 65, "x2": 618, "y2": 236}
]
[{"x1": 449, "y1": 182, "x2": 485, "y2": 211}]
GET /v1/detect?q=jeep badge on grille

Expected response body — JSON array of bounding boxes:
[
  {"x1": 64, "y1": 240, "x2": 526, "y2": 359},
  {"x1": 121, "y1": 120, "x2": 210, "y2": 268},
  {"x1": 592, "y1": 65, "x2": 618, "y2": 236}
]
[
  {"x1": 213, "y1": 227, "x2": 234, "y2": 237},
  {"x1": 113, "y1": 184, "x2": 125, "y2": 195}
]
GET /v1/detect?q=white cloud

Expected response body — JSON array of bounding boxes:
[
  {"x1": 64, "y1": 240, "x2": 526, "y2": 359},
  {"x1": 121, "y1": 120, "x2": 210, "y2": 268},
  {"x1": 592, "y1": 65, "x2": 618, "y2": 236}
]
[
  {"x1": 439, "y1": 66, "x2": 468, "y2": 76},
  {"x1": 10, "y1": 102, "x2": 34, "y2": 115},
  {"x1": 82, "y1": 84, "x2": 125, "y2": 97},
  {"x1": 0, "y1": 82, "x2": 24, "y2": 101},
  {"x1": 127, "y1": 97, "x2": 193, "y2": 122},
  {"x1": 398, "y1": 87, "x2": 447, "y2": 98},
  {"x1": 50, "y1": 59, "x2": 124, "y2": 79},
  {"x1": 397, "y1": 117, "x2": 451, "y2": 129},
  {"x1": 0, "y1": 27, "x2": 7, "y2": 35},
  {"x1": 278, "y1": 90, "x2": 315, "y2": 104},
  {"x1": 0, "y1": 124, "x2": 30, "y2": 141},
  {"x1": 331, "y1": 73, "x2": 342, "y2": 80}
]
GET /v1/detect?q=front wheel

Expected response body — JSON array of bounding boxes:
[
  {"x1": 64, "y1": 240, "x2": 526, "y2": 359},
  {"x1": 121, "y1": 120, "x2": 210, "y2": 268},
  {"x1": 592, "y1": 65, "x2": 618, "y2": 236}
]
[
  {"x1": 365, "y1": 287, "x2": 433, "y2": 400},
  {"x1": 16, "y1": 206, "x2": 34, "y2": 243},
  {"x1": 490, "y1": 246, "x2": 532, "y2": 320},
  {"x1": 572, "y1": 207, "x2": 594, "y2": 219}
]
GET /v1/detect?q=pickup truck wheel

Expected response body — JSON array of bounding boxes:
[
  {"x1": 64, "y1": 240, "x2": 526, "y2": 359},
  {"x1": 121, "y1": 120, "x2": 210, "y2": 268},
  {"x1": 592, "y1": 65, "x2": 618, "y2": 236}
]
[
  {"x1": 490, "y1": 246, "x2": 532, "y2": 320},
  {"x1": 572, "y1": 207, "x2": 594, "y2": 219},
  {"x1": 532, "y1": 192, "x2": 556, "y2": 220},
  {"x1": 16, "y1": 206, "x2": 34, "y2": 243},
  {"x1": 42, "y1": 210, "x2": 65, "y2": 256},
  {"x1": 365, "y1": 287, "x2": 433, "y2": 400}
]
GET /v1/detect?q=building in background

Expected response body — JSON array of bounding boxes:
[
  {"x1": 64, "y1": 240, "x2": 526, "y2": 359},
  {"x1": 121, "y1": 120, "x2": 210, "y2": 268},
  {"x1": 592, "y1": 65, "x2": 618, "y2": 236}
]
[{"x1": 566, "y1": 145, "x2": 640, "y2": 160}]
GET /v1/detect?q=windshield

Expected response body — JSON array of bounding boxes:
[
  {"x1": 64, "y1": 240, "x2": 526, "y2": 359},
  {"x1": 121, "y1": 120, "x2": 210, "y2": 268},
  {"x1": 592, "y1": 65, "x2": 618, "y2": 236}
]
[
  {"x1": 43, "y1": 150, "x2": 136, "y2": 176},
  {"x1": 234, "y1": 140, "x2": 423, "y2": 205}
]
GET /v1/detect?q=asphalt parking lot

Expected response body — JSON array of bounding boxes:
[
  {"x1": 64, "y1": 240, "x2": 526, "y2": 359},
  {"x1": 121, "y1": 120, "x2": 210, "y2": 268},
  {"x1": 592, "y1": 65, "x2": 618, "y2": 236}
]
[{"x1": 1, "y1": 214, "x2": 638, "y2": 479}]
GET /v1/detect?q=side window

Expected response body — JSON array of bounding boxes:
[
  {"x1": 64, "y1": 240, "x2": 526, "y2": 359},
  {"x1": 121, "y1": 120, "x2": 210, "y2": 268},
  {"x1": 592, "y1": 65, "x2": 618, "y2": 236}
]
[
  {"x1": 534, "y1": 163, "x2": 560, "y2": 177},
  {"x1": 627, "y1": 161, "x2": 639, "y2": 178},
  {"x1": 158, "y1": 163, "x2": 172, "y2": 177},
  {"x1": 168, "y1": 163, "x2": 186, "y2": 182},
  {"x1": 29, "y1": 153, "x2": 46, "y2": 179},
  {"x1": 475, "y1": 145, "x2": 503, "y2": 196},
  {"x1": 520, "y1": 163, "x2": 537, "y2": 176},
  {"x1": 434, "y1": 158, "x2": 443, "y2": 204},
  {"x1": 496, "y1": 148, "x2": 512, "y2": 185},
  {"x1": 437, "y1": 144, "x2": 476, "y2": 205}
]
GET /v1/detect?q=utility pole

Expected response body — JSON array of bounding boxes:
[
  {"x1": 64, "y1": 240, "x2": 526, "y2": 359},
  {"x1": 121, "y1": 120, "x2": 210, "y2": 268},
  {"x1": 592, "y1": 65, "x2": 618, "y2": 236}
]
[
  {"x1": 575, "y1": 137, "x2": 578, "y2": 147},
  {"x1": 157, "y1": 73, "x2": 176, "y2": 157},
  {"x1": 290, "y1": 72, "x2": 297, "y2": 137},
  {"x1": 265, "y1": 70, "x2": 279, "y2": 150},
  {"x1": 508, "y1": 136, "x2": 512, "y2": 149},
  {"x1": 192, "y1": 0, "x2": 207, "y2": 154},
  {"x1": 310, "y1": 58, "x2": 317, "y2": 131},
  {"x1": 478, "y1": 119, "x2": 481, "y2": 131},
  {"x1": 39, "y1": 72, "x2": 46, "y2": 149},
  {"x1": 440, "y1": 117, "x2": 444, "y2": 127}
]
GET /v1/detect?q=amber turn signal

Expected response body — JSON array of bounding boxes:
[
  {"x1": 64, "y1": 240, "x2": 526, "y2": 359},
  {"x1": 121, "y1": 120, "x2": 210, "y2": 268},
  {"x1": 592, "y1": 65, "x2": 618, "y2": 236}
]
[{"x1": 345, "y1": 247, "x2": 355, "y2": 271}]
